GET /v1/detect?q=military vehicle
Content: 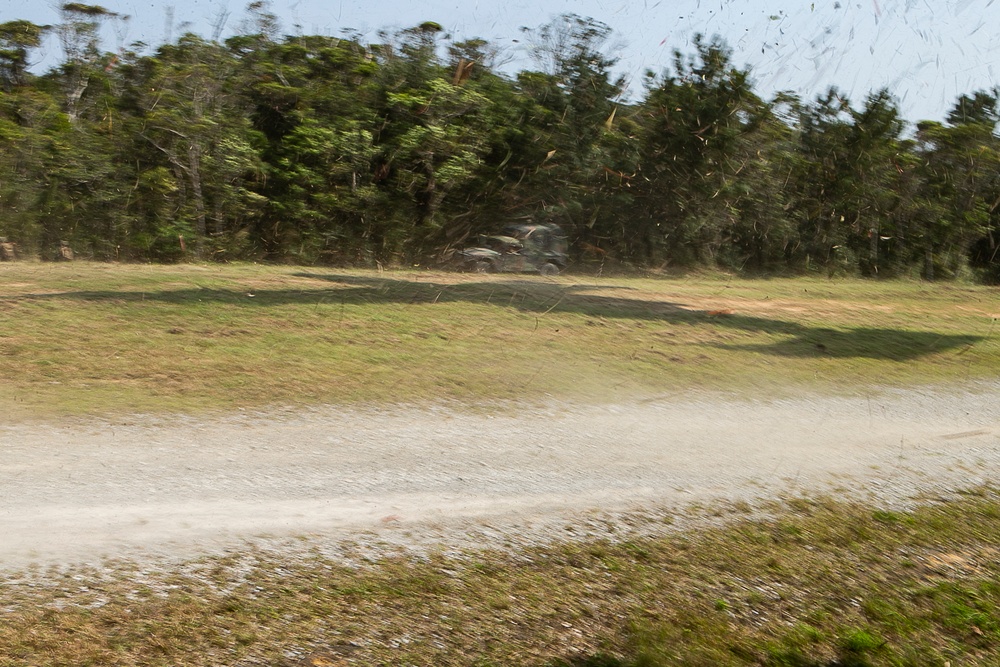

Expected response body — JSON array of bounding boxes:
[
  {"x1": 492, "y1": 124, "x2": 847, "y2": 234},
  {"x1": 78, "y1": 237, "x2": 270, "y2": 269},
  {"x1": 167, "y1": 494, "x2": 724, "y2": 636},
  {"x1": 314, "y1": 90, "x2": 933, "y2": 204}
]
[{"x1": 455, "y1": 223, "x2": 568, "y2": 275}]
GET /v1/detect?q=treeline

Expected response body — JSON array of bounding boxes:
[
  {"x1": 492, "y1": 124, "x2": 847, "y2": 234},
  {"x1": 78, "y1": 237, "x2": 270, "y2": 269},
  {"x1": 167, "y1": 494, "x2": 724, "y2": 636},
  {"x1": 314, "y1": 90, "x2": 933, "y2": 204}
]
[{"x1": 2, "y1": 4, "x2": 1000, "y2": 280}]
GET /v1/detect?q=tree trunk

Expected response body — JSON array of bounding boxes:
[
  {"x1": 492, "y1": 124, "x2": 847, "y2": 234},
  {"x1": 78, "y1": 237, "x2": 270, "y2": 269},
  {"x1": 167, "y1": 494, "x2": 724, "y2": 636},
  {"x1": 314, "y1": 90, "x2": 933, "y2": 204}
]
[{"x1": 187, "y1": 143, "x2": 207, "y2": 256}]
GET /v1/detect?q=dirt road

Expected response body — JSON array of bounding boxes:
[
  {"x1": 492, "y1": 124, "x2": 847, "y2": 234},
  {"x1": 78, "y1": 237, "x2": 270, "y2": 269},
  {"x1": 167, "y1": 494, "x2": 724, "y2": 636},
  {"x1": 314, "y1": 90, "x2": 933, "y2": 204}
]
[{"x1": 1, "y1": 386, "x2": 998, "y2": 569}]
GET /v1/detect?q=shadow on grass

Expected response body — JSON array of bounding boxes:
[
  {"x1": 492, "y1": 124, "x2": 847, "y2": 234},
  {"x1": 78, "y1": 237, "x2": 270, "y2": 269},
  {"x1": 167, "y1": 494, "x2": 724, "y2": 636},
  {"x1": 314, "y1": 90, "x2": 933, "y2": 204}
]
[
  {"x1": 2, "y1": 272, "x2": 981, "y2": 362},
  {"x1": 297, "y1": 273, "x2": 982, "y2": 362},
  {"x1": 548, "y1": 655, "x2": 630, "y2": 667},
  {"x1": 547, "y1": 651, "x2": 869, "y2": 667}
]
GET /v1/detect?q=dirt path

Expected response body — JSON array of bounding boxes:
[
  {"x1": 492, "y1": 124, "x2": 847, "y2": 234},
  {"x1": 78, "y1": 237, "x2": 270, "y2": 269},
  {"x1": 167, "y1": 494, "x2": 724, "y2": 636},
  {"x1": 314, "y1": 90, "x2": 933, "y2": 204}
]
[{"x1": 1, "y1": 387, "x2": 999, "y2": 569}]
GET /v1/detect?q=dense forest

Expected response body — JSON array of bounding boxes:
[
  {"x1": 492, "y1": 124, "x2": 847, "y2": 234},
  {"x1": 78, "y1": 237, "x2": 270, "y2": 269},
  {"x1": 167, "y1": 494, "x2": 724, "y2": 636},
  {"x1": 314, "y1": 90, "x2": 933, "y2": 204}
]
[{"x1": 2, "y1": 3, "x2": 1000, "y2": 280}]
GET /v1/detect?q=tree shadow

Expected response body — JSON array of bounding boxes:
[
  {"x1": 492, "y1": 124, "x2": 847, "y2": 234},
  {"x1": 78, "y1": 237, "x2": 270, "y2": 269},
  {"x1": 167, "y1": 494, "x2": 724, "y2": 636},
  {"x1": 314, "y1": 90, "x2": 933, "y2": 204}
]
[
  {"x1": 294, "y1": 273, "x2": 981, "y2": 361},
  {"x1": 711, "y1": 324, "x2": 976, "y2": 360},
  {"x1": 547, "y1": 651, "x2": 869, "y2": 667},
  {"x1": 2, "y1": 272, "x2": 980, "y2": 362},
  {"x1": 551, "y1": 649, "x2": 871, "y2": 667},
  {"x1": 547, "y1": 655, "x2": 630, "y2": 667}
]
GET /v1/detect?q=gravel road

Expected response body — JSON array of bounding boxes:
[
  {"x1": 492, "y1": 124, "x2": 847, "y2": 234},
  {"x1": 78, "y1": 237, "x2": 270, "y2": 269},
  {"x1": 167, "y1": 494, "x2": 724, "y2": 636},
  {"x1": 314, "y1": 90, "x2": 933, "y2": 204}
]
[{"x1": 1, "y1": 386, "x2": 998, "y2": 570}]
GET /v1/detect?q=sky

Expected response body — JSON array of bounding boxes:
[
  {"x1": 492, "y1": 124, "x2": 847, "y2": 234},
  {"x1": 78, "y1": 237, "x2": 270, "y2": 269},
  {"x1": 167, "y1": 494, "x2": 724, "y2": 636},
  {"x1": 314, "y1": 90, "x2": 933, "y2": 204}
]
[{"x1": 5, "y1": 0, "x2": 1000, "y2": 123}]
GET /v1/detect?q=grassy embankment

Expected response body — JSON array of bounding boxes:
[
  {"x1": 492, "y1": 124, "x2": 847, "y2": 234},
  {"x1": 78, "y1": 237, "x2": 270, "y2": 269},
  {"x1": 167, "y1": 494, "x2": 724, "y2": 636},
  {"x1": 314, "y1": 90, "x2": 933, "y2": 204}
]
[{"x1": 0, "y1": 262, "x2": 997, "y2": 418}]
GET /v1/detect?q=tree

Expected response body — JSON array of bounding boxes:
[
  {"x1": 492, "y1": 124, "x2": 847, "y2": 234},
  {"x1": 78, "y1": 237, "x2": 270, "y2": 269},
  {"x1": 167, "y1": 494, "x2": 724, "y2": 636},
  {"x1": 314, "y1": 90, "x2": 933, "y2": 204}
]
[
  {"x1": 631, "y1": 35, "x2": 765, "y2": 266},
  {"x1": 511, "y1": 14, "x2": 629, "y2": 255},
  {"x1": 0, "y1": 20, "x2": 49, "y2": 89},
  {"x1": 56, "y1": 3, "x2": 123, "y2": 122},
  {"x1": 366, "y1": 22, "x2": 501, "y2": 258},
  {"x1": 229, "y1": 29, "x2": 385, "y2": 261},
  {"x1": 915, "y1": 90, "x2": 1000, "y2": 279},
  {"x1": 139, "y1": 35, "x2": 261, "y2": 258}
]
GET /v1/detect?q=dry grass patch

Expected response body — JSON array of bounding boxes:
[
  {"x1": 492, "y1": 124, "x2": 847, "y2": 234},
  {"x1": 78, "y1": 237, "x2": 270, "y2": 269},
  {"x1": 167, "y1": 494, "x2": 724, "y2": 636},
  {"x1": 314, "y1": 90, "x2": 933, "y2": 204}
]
[{"x1": 1, "y1": 263, "x2": 997, "y2": 418}]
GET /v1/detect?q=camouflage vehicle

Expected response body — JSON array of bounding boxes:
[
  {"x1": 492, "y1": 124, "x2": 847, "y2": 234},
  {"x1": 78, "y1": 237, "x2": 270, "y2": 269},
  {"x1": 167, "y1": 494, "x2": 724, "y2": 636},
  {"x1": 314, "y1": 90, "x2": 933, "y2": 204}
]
[{"x1": 455, "y1": 223, "x2": 568, "y2": 276}]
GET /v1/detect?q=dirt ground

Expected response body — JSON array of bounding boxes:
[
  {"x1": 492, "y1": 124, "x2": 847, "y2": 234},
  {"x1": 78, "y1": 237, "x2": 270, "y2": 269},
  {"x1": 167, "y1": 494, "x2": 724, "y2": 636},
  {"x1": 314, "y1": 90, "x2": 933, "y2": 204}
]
[{"x1": 1, "y1": 385, "x2": 998, "y2": 571}]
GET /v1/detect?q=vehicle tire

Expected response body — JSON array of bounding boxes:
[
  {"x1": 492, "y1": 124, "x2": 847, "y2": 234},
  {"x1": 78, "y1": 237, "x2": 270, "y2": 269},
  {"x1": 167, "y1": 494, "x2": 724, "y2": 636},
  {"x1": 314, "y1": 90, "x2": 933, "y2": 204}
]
[
  {"x1": 473, "y1": 260, "x2": 492, "y2": 273},
  {"x1": 538, "y1": 262, "x2": 560, "y2": 276}
]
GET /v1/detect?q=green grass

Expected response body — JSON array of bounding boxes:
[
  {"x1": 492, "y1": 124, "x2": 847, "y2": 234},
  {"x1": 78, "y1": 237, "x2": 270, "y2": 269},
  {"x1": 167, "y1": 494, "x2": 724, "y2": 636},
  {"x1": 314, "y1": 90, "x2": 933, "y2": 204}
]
[
  {"x1": 2, "y1": 489, "x2": 998, "y2": 666},
  {"x1": 1, "y1": 262, "x2": 997, "y2": 418}
]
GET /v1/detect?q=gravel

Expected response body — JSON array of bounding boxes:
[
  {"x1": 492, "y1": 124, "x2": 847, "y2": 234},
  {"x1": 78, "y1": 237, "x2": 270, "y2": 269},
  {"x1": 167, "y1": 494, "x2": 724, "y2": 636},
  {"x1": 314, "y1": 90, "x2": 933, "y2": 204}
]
[{"x1": 1, "y1": 385, "x2": 998, "y2": 571}]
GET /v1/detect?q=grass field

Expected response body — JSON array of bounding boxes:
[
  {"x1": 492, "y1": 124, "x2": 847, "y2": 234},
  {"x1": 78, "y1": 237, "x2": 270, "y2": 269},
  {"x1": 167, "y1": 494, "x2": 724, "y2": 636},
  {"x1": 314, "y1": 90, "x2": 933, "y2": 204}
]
[
  {"x1": 1, "y1": 262, "x2": 997, "y2": 418},
  {"x1": 3, "y1": 262, "x2": 1000, "y2": 666}
]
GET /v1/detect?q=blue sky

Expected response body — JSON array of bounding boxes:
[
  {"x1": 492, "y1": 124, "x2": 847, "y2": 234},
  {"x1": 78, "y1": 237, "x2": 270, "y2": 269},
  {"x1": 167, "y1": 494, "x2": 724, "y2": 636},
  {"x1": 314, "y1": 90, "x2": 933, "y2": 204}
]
[{"x1": 5, "y1": 0, "x2": 999, "y2": 123}]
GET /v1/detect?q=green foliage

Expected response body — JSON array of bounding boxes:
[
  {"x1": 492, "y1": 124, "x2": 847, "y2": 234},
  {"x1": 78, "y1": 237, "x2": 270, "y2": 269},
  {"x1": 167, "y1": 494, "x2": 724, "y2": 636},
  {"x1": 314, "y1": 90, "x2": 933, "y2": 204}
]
[
  {"x1": 0, "y1": 20, "x2": 49, "y2": 89},
  {"x1": 0, "y1": 11, "x2": 999, "y2": 277}
]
